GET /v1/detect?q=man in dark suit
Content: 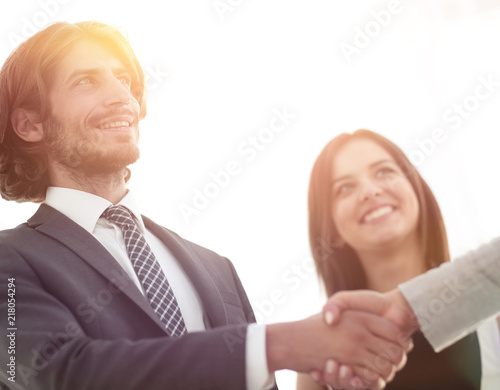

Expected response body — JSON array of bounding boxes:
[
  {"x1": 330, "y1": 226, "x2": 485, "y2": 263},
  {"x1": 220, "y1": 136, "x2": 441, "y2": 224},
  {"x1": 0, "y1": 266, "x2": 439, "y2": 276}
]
[{"x1": 0, "y1": 21, "x2": 409, "y2": 390}]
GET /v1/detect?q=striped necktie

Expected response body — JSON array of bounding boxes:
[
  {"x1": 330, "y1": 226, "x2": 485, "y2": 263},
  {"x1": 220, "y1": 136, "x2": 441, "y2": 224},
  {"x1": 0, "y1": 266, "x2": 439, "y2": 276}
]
[{"x1": 102, "y1": 205, "x2": 187, "y2": 337}]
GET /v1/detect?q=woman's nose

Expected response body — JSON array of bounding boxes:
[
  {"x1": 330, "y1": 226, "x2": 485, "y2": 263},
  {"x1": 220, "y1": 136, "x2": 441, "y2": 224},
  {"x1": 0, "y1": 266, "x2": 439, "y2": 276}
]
[{"x1": 359, "y1": 180, "x2": 382, "y2": 202}]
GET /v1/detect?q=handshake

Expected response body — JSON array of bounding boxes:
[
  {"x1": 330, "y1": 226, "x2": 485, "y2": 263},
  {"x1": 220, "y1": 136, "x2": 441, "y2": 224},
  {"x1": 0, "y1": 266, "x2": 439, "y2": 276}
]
[{"x1": 267, "y1": 288, "x2": 419, "y2": 390}]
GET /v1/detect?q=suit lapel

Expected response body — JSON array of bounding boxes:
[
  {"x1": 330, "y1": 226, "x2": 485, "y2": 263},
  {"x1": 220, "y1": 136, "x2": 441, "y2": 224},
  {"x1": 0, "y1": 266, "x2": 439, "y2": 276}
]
[
  {"x1": 143, "y1": 216, "x2": 228, "y2": 328},
  {"x1": 28, "y1": 204, "x2": 168, "y2": 333}
]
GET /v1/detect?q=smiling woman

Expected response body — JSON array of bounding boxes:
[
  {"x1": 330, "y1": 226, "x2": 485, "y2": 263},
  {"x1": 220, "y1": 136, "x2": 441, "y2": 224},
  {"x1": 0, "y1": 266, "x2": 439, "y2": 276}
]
[
  {"x1": 297, "y1": 129, "x2": 483, "y2": 389},
  {"x1": 307, "y1": 130, "x2": 449, "y2": 295},
  {"x1": 328, "y1": 138, "x2": 422, "y2": 285}
]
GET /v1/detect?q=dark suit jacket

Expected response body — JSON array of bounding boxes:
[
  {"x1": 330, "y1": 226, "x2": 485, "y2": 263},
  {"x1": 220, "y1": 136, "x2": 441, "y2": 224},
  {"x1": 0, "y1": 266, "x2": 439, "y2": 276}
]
[{"x1": 0, "y1": 204, "x2": 264, "y2": 390}]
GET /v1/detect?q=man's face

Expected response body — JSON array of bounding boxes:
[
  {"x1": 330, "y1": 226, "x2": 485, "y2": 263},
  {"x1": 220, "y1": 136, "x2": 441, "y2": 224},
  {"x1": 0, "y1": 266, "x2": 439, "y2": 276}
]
[{"x1": 43, "y1": 38, "x2": 141, "y2": 176}]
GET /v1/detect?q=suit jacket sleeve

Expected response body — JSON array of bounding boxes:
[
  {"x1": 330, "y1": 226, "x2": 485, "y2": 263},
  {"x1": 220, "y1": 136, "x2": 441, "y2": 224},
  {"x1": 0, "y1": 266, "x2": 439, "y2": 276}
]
[
  {"x1": 0, "y1": 224, "x2": 256, "y2": 390},
  {"x1": 399, "y1": 236, "x2": 500, "y2": 352}
]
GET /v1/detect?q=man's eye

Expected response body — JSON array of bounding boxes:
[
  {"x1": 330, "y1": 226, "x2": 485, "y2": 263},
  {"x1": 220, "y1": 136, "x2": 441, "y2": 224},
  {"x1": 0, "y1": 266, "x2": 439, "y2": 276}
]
[
  {"x1": 77, "y1": 77, "x2": 92, "y2": 85},
  {"x1": 119, "y1": 75, "x2": 132, "y2": 87}
]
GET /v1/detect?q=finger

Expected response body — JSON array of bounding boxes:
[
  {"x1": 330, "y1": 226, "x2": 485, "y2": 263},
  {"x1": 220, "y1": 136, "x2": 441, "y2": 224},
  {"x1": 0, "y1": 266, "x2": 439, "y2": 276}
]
[
  {"x1": 340, "y1": 364, "x2": 360, "y2": 389},
  {"x1": 339, "y1": 364, "x2": 353, "y2": 381},
  {"x1": 331, "y1": 312, "x2": 402, "y2": 379},
  {"x1": 363, "y1": 310, "x2": 408, "y2": 346},
  {"x1": 396, "y1": 349, "x2": 407, "y2": 372},
  {"x1": 381, "y1": 361, "x2": 398, "y2": 384},
  {"x1": 370, "y1": 378, "x2": 387, "y2": 390},
  {"x1": 361, "y1": 315, "x2": 410, "y2": 368},
  {"x1": 351, "y1": 365, "x2": 386, "y2": 390},
  {"x1": 324, "y1": 301, "x2": 342, "y2": 326},
  {"x1": 326, "y1": 359, "x2": 339, "y2": 377},
  {"x1": 353, "y1": 320, "x2": 406, "y2": 369},
  {"x1": 321, "y1": 360, "x2": 362, "y2": 390},
  {"x1": 324, "y1": 290, "x2": 388, "y2": 321},
  {"x1": 385, "y1": 289, "x2": 419, "y2": 331},
  {"x1": 361, "y1": 348, "x2": 397, "y2": 382},
  {"x1": 325, "y1": 290, "x2": 416, "y2": 334},
  {"x1": 349, "y1": 376, "x2": 366, "y2": 389},
  {"x1": 321, "y1": 359, "x2": 343, "y2": 388},
  {"x1": 347, "y1": 334, "x2": 398, "y2": 381},
  {"x1": 370, "y1": 338, "x2": 405, "y2": 369},
  {"x1": 383, "y1": 302, "x2": 413, "y2": 330},
  {"x1": 395, "y1": 330, "x2": 414, "y2": 352},
  {"x1": 310, "y1": 369, "x2": 323, "y2": 384}
]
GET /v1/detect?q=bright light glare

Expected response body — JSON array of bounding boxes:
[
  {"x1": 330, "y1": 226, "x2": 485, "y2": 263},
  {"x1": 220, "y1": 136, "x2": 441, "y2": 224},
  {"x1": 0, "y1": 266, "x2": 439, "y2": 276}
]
[{"x1": 1, "y1": 1, "x2": 500, "y2": 387}]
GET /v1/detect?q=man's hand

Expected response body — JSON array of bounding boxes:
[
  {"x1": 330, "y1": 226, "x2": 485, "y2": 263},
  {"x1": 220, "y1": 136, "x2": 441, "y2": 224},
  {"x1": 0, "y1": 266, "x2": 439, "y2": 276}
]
[
  {"x1": 312, "y1": 289, "x2": 419, "y2": 389},
  {"x1": 266, "y1": 310, "x2": 410, "y2": 389}
]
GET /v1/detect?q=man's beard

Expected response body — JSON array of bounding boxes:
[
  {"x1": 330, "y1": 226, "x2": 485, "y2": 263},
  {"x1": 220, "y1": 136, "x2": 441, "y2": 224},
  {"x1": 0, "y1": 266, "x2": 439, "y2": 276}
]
[{"x1": 43, "y1": 114, "x2": 140, "y2": 177}]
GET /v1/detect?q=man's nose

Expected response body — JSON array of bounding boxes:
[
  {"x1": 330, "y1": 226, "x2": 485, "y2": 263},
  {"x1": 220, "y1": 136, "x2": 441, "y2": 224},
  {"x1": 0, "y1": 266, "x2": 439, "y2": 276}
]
[{"x1": 103, "y1": 77, "x2": 131, "y2": 107}]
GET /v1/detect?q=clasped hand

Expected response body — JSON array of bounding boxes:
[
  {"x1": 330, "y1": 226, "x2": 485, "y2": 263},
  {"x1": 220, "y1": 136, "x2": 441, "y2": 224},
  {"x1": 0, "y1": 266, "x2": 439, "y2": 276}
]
[{"x1": 312, "y1": 289, "x2": 418, "y2": 389}]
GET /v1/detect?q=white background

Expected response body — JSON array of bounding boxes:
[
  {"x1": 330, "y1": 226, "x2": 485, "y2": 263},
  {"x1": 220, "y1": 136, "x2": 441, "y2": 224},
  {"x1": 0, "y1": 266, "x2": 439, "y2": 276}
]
[{"x1": 1, "y1": 0, "x2": 500, "y2": 387}]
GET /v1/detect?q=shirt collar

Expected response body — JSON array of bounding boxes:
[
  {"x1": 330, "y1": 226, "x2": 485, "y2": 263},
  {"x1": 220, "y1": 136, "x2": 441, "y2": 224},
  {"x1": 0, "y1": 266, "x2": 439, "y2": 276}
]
[{"x1": 45, "y1": 187, "x2": 147, "y2": 234}]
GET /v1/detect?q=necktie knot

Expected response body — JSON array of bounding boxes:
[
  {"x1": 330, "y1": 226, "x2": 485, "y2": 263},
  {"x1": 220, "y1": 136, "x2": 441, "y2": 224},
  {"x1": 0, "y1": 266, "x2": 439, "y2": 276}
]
[{"x1": 102, "y1": 205, "x2": 136, "y2": 230}]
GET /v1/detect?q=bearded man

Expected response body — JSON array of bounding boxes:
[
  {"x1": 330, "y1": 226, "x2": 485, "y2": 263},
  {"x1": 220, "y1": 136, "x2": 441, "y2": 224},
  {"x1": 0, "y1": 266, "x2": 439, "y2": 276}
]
[{"x1": 0, "y1": 21, "x2": 408, "y2": 390}]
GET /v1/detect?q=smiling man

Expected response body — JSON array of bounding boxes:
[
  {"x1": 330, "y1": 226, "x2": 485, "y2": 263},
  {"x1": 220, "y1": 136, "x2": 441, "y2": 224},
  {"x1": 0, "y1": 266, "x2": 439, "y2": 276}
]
[
  {"x1": 20, "y1": 38, "x2": 141, "y2": 199},
  {"x1": 0, "y1": 22, "x2": 409, "y2": 390}
]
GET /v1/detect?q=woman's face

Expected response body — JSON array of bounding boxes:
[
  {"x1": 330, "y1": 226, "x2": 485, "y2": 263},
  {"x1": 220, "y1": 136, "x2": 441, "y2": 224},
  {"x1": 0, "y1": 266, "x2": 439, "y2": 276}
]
[{"x1": 330, "y1": 138, "x2": 420, "y2": 253}]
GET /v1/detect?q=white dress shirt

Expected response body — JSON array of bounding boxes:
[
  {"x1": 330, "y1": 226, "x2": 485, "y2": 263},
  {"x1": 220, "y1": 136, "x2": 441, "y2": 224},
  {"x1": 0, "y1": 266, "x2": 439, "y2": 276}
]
[{"x1": 45, "y1": 187, "x2": 273, "y2": 390}]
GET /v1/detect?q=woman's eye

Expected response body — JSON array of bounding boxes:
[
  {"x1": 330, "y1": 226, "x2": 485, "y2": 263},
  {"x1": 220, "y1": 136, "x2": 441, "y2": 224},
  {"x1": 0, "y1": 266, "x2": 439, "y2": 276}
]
[
  {"x1": 376, "y1": 168, "x2": 394, "y2": 177},
  {"x1": 337, "y1": 183, "x2": 353, "y2": 195}
]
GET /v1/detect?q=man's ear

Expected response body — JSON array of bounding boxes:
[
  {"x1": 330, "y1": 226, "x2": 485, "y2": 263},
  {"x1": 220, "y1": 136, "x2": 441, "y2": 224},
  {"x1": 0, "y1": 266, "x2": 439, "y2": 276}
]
[{"x1": 11, "y1": 109, "x2": 44, "y2": 142}]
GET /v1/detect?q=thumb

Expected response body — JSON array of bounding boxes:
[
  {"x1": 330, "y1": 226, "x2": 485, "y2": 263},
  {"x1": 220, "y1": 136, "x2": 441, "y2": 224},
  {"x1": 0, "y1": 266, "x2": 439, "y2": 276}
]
[{"x1": 323, "y1": 290, "x2": 389, "y2": 326}]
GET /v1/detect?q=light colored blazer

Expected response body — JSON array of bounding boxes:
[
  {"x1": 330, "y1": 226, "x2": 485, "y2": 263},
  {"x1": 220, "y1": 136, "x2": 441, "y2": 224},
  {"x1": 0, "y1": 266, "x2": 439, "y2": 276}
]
[{"x1": 399, "y1": 236, "x2": 500, "y2": 352}]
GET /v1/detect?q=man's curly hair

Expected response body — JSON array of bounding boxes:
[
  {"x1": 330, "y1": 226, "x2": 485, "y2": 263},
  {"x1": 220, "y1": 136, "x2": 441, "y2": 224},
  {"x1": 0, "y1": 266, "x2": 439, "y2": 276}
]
[{"x1": 0, "y1": 21, "x2": 147, "y2": 202}]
